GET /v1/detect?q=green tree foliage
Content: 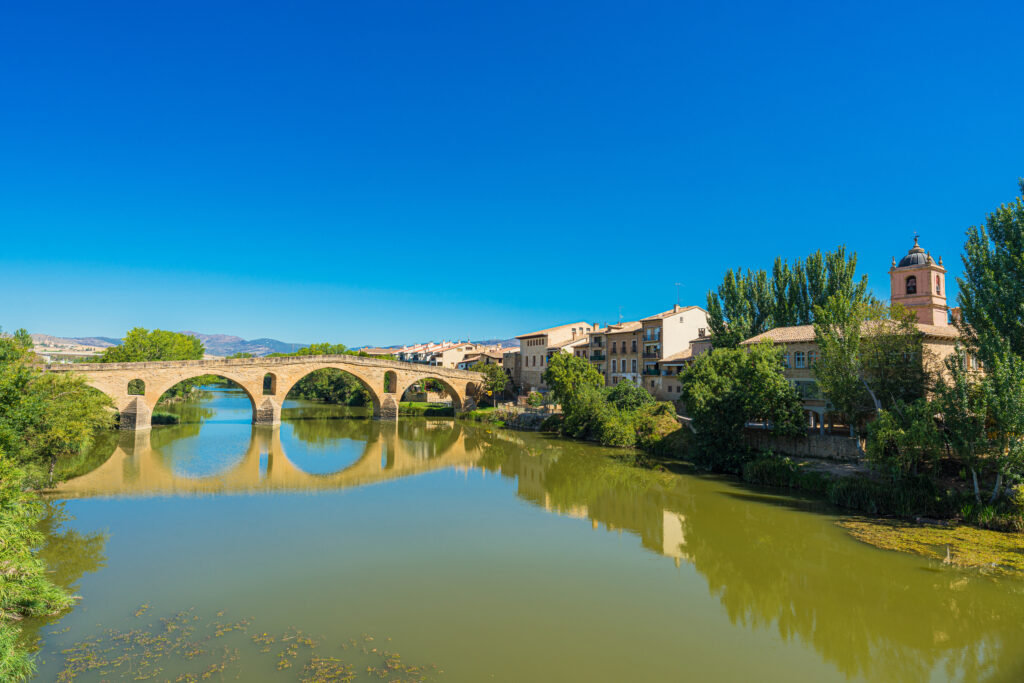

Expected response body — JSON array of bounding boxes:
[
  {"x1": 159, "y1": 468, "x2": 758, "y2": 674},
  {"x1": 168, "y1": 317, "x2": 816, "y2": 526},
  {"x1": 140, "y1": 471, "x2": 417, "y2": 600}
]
[
  {"x1": 541, "y1": 355, "x2": 675, "y2": 448},
  {"x1": 978, "y1": 341, "x2": 1024, "y2": 502},
  {"x1": 473, "y1": 363, "x2": 508, "y2": 403},
  {"x1": 706, "y1": 247, "x2": 870, "y2": 347},
  {"x1": 679, "y1": 342, "x2": 804, "y2": 462},
  {"x1": 865, "y1": 399, "x2": 942, "y2": 481},
  {"x1": 606, "y1": 379, "x2": 655, "y2": 411},
  {"x1": 0, "y1": 334, "x2": 113, "y2": 680},
  {"x1": 956, "y1": 178, "x2": 1024, "y2": 359},
  {"x1": 935, "y1": 349, "x2": 990, "y2": 503},
  {"x1": 813, "y1": 298, "x2": 926, "y2": 435},
  {"x1": 542, "y1": 354, "x2": 605, "y2": 414},
  {"x1": 0, "y1": 457, "x2": 77, "y2": 682},
  {"x1": 0, "y1": 337, "x2": 114, "y2": 485},
  {"x1": 99, "y1": 328, "x2": 204, "y2": 363}
]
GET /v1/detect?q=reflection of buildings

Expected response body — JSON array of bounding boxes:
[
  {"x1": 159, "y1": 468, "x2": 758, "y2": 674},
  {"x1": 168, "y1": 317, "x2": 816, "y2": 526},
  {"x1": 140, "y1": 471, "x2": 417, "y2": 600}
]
[{"x1": 476, "y1": 433, "x2": 694, "y2": 566}]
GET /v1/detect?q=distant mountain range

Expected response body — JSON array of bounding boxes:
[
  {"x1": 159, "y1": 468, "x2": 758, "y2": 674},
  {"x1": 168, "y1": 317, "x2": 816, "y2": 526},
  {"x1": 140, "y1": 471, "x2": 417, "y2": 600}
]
[
  {"x1": 178, "y1": 332, "x2": 307, "y2": 357},
  {"x1": 32, "y1": 332, "x2": 308, "y2": 357}
]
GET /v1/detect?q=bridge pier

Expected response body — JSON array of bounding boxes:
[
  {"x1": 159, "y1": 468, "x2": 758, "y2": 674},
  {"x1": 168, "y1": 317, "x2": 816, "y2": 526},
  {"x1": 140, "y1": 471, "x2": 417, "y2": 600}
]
[
  {"x1": 379, "y1": 394, "x2": 400, "y2": 421},
  {"x1": 119, "y1": 398, "x2": 152, "y2": 431},
  {"x1": 254, "y1": 397, "x2": 282, "y2": 426}
]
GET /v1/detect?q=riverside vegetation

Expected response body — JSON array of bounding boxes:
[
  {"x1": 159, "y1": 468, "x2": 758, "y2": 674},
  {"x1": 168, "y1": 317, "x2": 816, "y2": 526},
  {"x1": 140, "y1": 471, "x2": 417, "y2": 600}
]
[
  {"x1": 0, "y1": 331, "x2": 114, "y2": 680},
  {"x1": 515, "y1": 180, "x2": 1024, "y2": 570}
]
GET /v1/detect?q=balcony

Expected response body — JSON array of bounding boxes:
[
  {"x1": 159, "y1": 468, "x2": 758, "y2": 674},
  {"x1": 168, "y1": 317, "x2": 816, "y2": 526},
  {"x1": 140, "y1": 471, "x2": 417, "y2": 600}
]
[
  {"x1": 643, "y1": 336, "x2": 661, "y2": 344},
  {"x1": 590, "y1": 353, "x2": 606, "y2": 361},
  {"x1": 642, "y1": 367, "x2": 660, "y2": 376},
  {"x1": 591, "y1": 340, "x2": 604, "y2": 348},
  {"x1": 642, "y1": 351, "x2": 659, "y2": 359}
]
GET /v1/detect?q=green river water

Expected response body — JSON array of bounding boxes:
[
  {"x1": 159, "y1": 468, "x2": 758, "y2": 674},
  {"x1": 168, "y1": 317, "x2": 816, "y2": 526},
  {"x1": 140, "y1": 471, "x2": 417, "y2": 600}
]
[{"x1": 27, "y1": 386, "x2": 1024, "y2": 681}]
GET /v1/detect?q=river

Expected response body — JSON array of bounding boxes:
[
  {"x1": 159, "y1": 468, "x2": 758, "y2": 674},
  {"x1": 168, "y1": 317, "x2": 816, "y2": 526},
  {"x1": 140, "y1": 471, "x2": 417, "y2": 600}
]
[{"x1": 29, "y1": 386, "x2": 1024, "y2": 681}]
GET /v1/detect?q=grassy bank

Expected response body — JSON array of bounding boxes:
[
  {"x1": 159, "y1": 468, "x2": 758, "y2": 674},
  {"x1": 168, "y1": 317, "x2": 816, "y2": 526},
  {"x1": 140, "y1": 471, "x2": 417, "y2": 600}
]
[
  {"x1": 398, "y1": 402, "x2": 454, "y2": 417},
  {"x1": 455, "y1": 407, "x2": 506, "y2": 425}
]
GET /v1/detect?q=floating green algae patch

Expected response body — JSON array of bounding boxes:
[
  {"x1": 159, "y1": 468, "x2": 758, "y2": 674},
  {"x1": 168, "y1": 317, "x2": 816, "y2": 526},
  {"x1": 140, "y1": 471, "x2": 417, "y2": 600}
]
[
  {"x1": 838, "y1": 518, "x2": 1024, "y2": 576},
  {"x1": 53, "y1": 607, "x2": 442, "y2": 682}
]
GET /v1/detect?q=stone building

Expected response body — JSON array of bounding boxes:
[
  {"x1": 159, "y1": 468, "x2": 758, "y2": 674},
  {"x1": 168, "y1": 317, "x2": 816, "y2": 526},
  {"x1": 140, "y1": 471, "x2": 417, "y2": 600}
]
[
  {"x1": 740, "y1": 237, "x2": 962, "y2": 433},
  {"x1": 516, "y1": 321, "x2": 595, "y2": 392}
]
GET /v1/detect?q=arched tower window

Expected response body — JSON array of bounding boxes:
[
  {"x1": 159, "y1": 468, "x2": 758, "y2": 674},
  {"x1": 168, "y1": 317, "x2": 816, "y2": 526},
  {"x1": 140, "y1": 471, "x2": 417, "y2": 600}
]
[
  {"x1": 936, "y1": 275, "x2": 941, "y2": 294},
  {"x1": 905, "y1": 275, "x2": 917, "y2": 295},
  {"x1": 263, "y1": 373, "x2": 277, "y2": 395}
]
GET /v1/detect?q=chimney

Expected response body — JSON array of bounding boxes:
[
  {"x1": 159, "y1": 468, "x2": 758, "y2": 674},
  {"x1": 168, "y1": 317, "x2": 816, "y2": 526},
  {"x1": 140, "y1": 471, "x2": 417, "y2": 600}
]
[{"x1": 674, "y1": 303, "x2": 681, "y2": 313}]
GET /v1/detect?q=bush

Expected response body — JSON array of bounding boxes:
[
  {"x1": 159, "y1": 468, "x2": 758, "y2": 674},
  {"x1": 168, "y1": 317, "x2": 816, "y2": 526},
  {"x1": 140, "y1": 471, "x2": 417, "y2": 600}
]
[
  {"x1": 539, "y1": 414, "x2": 563, "y2": 432},
  {"x1": 151, "y1": 411, "x2": 180, "y2": 425}
]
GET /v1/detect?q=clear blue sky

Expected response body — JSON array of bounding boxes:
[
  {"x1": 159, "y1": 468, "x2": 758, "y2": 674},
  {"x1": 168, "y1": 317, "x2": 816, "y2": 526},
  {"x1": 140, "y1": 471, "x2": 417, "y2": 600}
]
[{"x1": 2, "y1": 1, "x2": 1022, "y2": 346}]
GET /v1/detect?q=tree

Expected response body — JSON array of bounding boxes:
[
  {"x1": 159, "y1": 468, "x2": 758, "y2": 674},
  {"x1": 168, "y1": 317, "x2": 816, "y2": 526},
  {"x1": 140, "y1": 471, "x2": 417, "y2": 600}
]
[
  {"x1": 473, "y1": 363, "x2": 508, "y2": 403},
  {"x1": 865, "y1": 399, "x2": 942, "y2": 481},
  {"x1": 679, "y1": 342, "x2": 804, "y2": 461},
  {"x1": 606, "y1": 379, "x2": 654, "y2": 411},
  {"x1": 0, "y1": 337, "x2": 114, "y2": 485},
  {"x1": 978, "y1": 341, "x2": 1024, "y2": 502},
  {"x1": 99, "y1": 328, "x2": 204, "y2": 363},
  {"x1": 541, "y1": 353, "x2": 605, "y2": 411},
  {"x1": 956, "y1": 178, "x2": 1024, "y2": 359},
  {"x1": 706, "y1": 247, "x2": 870, "y2": 347},
  {"x1": 935, "y1": 348, "x2": 989, "y2": 503},
  {"x1": 812, "y1": 294, "x2": 872, "y2": 434}
]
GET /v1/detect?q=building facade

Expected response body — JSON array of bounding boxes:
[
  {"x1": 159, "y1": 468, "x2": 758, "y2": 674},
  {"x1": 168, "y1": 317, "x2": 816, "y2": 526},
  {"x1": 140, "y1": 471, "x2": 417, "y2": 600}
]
[{"x1": 516, "y1": 321, "x2": 595, "y2": 392}]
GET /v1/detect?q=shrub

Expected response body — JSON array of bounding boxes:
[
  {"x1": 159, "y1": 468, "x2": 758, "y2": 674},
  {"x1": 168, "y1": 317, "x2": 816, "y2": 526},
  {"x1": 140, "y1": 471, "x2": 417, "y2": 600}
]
[{"x1": 151, "y1": 411, "x2": 180, "y2": 425}]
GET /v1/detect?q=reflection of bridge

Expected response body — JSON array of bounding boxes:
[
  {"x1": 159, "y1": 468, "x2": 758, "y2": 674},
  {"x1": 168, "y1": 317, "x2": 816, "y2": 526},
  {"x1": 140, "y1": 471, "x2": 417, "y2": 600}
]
[
  {"x1": 44, "y1": 355, "x2": 484, "y2": 429},
  {"x1": 51, "y1": 422, "x2": 484, "y2": 498}
]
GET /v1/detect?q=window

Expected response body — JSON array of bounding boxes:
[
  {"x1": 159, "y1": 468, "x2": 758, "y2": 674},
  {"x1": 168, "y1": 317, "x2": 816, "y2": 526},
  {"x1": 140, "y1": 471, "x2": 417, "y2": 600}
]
[
  {"x1": 906, "y1": 275, "x2": 917, "y2": 294},
  {"x1": 631, "y1": 359, "x2": 637, "y2": 373},
  {"x1": 781, "y1": 353, "x2": 790, "y2": 368},
  {"x1": 808, "y1": 351, "x2": 818, "y2": 366},
  {"x1": 794, "y1": 351, "x2": 806, "y2": 368},
  {"x1": 631, "y1": 340, "x2": 637, "y2": 352},
  {"x1": 936, "y1": 275, "x2": 942, "y2": 294},
  {"x1": 698, "y1": 327, "x2": 706, "y2": 337},
  {"x1": 612, "y1": 359, "x2": 617, "y2": 373},
  {"x1": 612, "y1": 341, "x2": 617, "y2": 353}
]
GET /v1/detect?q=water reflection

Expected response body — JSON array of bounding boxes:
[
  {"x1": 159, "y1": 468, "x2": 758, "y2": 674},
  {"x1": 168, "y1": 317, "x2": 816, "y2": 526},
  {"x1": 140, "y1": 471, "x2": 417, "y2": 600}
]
[{"x1": 51, "y1": 392, "x2": 1024, "y2": 681}]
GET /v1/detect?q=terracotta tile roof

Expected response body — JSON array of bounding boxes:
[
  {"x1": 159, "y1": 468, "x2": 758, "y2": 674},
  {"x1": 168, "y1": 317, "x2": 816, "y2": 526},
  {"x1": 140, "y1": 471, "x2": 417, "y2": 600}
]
[
  {"x1": 640, "y1": 305, "x2": 702, "y2": 322},
  {"x1": 603, "y1": 321, "x2": 642, "y2": 334},
  {"x1": 516, "y1": 321, "x2": 593, "y2": 339},
  {"x1": 741, "y1": 321, "x2": 961, "y2": 345},
  {"x1": 659, "y1": 348, "x2": 694, "y2": 364},
  {"x1": 549, "y1": 336, "x2": 589, "y2": 349}
]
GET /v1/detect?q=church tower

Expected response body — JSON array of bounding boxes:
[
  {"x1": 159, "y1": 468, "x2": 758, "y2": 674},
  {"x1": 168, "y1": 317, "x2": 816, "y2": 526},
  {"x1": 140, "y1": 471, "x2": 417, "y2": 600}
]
[{"x1": 889, "y1": 236, "x2": 948, "y2": 326}]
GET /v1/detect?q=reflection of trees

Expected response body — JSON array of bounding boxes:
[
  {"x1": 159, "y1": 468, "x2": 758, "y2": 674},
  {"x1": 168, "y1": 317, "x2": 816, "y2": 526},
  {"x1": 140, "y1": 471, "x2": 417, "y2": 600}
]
[
  {"x1": 54, "y1": 429, "x2": 119, "y2": 482},
  {"x1": 286, "y1": 412, "x2": 377, "y2": 446},
  {"x1": 19, "y1": 500, "x2": 107, "y2": 658},
  {"x1": 680, "y1": 489, "x2": 1024, "y2": 681},
  {"x1": 397, "y1": 420, "x2": 460, "y2": 460},
  {"x1": 475, "y1": 432, "x2": 1024, "y2": 681}
]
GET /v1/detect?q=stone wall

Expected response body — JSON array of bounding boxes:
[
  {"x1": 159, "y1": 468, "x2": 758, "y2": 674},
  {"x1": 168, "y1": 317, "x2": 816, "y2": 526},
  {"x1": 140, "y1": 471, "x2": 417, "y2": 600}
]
[{"x1": 741, "y1": 429, "x2": 864, "y2": 462}]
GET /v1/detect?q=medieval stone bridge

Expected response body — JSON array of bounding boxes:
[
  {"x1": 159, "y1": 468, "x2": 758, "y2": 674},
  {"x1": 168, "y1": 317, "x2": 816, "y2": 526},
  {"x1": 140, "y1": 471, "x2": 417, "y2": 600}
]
[{"x1": 44, "y1": 355, "x2": 485, "y2": 430}]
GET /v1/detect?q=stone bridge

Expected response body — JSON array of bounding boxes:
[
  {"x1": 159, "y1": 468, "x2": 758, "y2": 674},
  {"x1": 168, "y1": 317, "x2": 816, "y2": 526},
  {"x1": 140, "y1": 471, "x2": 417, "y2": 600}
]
[{"x1": 44, "y1": 355, "x2": 484, "y2": 430}]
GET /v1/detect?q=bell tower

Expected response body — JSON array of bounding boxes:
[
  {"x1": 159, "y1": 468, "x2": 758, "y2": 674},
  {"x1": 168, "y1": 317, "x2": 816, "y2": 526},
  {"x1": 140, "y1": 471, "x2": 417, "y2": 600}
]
[{"x1": 889, "y1": 236, "x2": 948, "y2": 326}]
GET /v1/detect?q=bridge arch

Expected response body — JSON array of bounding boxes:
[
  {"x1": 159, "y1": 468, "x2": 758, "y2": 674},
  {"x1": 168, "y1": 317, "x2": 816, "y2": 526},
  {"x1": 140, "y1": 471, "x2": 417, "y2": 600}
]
[
  {"x1": 397, "y1": 375, "x2": 464, "y2": 411},
  {"x1": 276, "y1": 364, "x2": 382, "y2": 417}
]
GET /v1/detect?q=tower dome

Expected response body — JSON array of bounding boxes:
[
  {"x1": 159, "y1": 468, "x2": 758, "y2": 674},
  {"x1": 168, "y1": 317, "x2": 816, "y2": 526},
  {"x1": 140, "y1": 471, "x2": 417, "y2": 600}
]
[{"x1": 898, "y1": 236, "x2": 932, "y2": 267}]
